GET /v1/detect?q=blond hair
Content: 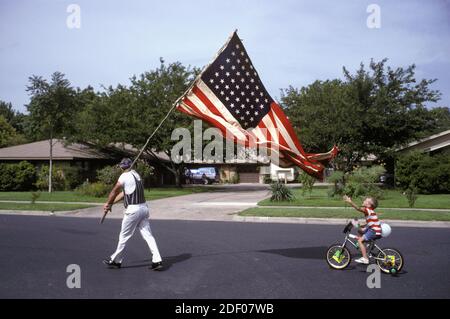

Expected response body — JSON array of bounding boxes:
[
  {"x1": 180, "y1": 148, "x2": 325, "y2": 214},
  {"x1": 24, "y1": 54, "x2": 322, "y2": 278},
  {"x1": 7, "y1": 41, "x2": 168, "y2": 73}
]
[{"x1": 367, "y1": 197, "x2": 378, "y2": 209}]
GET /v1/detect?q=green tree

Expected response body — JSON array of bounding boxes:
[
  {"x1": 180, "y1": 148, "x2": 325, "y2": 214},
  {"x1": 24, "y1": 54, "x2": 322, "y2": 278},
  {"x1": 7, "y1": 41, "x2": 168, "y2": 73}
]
[
  {"x1": 26, "y1": 72, "x2": 78, "y2": 192},
  {"x1": 0, "y1": 115, "x2": 26, "y2": 147},
  {"x1": 282, "y1": 59, "x2": 441, "y2": 173},
  {"x1": 0, "y1": 101, "x2": 28, "y2": 136},
  {"x1": 71, "y1": 59, "x2": 199, "y2": 186},
  {"x1": 395, "y1": 151, "x2": 450, "y2": 194}
]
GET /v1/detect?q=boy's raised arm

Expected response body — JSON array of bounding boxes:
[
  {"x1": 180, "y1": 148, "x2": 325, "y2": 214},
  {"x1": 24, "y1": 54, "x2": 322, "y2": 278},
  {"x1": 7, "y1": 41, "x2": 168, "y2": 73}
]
[{"x1": 343, "y1": 195, "x2": 365, "y2": 213}]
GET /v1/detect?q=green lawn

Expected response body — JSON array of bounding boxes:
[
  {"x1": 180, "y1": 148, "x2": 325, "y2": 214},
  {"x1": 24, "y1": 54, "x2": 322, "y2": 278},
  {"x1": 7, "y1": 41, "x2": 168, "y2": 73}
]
[
  {"x1": 240, "y1": 207, "x2": 450, "y2": 221},
  {"x1": 0, "y1": 186, "x2": 216, "y2": 204},
  {"x1": 0, "y1": 202, "x2": 94, "y2": 211},
  {"x1": 259, "y1": 188, "x2": 450, "y2": 209}
]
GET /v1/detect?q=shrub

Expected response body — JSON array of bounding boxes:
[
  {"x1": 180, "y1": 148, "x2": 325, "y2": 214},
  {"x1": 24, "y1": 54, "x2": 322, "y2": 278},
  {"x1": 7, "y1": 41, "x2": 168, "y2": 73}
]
[
  {"x1": 327, "y1": 170, "x2": 345, "y2": 197},
  {"x1": 263, "y1": 175, "x2": 272, "y2": 184},
  {"x1": 35, "y1": 165, "x2": 81, "y2": 191},
  {"x1": 63, "y1": 166, "x2": 83, "y2": 190},
  {"x1": 270, "y1": 182, "x2": 295, "y2": 202},
  {"x1": 396, "y1": 152, "x2": 450, "y2": 194},
  {"x1": 327, "y1": 166, "x2": 385, "y2": 199},
  {"x1": 298, "y1": 172, "x2": 316, "y2": 197},
  {"x1": 96, "y1": 161, "x2": 154, "y2": 186},
  {"x1": 30, "y1": 191, "x2": 41, "y2": 204},
  {"x1": 134, "y1": 161, "x2": 155, "y2": 186},
  {"x1": 96, "y1": 165, "x2": 121, "y2": 185},
  {"x1": 405, "y1": 187, "x2": 418, "y2": 208},
  {"x1": 0, "y1": 161, "x2": 36, "y2": 191},
  {"x1": 76, "y1": 181, "x2": 110, "y2": 197}
]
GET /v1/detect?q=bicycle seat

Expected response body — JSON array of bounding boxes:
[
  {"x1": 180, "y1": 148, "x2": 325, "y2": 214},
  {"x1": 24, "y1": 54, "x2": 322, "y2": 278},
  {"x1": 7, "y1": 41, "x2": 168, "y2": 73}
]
[{"x1": 365, "y1": 236, "x2": 382, "y2": 243}]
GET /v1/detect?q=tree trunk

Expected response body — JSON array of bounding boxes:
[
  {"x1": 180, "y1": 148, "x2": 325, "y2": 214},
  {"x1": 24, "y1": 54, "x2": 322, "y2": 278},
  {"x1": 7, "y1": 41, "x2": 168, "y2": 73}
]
[
  {"x1": 174, "y1": 173, "x2": 181, "y2": 188},
  {"x1": 49, "y1": 133, "x2": 53, "y2": 193}
]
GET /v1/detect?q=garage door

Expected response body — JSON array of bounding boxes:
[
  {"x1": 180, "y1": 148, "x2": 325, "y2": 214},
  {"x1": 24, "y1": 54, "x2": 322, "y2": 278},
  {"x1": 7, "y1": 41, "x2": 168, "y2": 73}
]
[{"x1": 239, "y1": 172, "x2": 260, "y2": 183}]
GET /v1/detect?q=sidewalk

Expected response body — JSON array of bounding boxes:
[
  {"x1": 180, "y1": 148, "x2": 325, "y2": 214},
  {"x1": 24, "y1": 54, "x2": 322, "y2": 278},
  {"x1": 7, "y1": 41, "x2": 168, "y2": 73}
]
[{"x1": 1, "y1": 185, "x2": 449, "y2": 228}]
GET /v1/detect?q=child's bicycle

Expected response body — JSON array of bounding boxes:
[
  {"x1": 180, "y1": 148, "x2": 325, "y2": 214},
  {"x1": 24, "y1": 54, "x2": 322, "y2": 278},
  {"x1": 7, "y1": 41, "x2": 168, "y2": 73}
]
[{"x1": 326, "y1": 220, "x2": 404, "y2": 274}]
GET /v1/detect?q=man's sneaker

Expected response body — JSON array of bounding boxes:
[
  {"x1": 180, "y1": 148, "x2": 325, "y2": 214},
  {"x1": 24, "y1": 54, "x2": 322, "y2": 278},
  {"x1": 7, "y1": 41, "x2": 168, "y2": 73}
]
[
  {"x1": 103, "y1": 259, "x2": 121, "y2": 268},
  {"x1": 354, "y1": 257, "x2": 369, "y2": 265},
  {"x1": 150, "y1": 261, "x2": 163, "y2": 271}
]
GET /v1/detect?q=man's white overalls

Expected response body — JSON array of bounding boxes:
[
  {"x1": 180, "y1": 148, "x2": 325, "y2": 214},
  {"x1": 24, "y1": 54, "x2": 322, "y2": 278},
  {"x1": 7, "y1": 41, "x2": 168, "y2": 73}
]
[{"x1": 109, "y1": 170, "x2": 162, "y2": 264}]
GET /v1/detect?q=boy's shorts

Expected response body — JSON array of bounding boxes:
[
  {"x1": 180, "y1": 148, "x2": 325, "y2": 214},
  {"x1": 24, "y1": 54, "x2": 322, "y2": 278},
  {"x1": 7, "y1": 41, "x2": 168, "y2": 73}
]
[{"x1": 362, "y1": 228, "x2": 379, "y2": 241}]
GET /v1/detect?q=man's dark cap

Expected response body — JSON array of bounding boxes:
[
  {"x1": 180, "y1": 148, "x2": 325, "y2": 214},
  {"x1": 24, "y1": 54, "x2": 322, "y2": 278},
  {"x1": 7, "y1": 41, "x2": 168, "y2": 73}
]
[{"x1": 119, "y1": 158, "x2": 133, "y2": 169}]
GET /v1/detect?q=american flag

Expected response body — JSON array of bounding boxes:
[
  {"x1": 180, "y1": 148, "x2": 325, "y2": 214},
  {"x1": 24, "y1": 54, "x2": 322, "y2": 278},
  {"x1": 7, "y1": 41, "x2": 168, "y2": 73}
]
[{"x1": 176, "y1": 31, "x2": 338, "y2": 179}]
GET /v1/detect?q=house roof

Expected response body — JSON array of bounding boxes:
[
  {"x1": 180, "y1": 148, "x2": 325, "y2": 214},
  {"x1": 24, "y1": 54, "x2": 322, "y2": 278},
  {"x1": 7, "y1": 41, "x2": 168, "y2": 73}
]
[
  {"x1": 397, "y1": 129, "x2": 450, "y2": 153},
  {"x1": 0, "y1": 139, "x2": 170, "y2": 162}
]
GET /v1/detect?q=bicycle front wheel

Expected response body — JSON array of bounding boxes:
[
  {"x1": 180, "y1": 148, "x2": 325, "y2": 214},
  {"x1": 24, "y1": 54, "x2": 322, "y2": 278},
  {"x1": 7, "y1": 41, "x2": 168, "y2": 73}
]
[
  {"x1": 376, "y1": 248, "x2": 404, "y2": 274},
  {"x1": 326, "y1": 244, "x2": 351, "y2": 270}
]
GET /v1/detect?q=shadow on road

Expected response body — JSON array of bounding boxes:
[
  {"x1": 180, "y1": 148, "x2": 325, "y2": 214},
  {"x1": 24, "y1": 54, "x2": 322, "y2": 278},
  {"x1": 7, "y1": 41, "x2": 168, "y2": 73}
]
[
  {"x1": 258, "y1": 246, "x2": 328, "y2": 260},
  {"x1": 123, "y1": 253, "x2": 192, "y2": 271}
]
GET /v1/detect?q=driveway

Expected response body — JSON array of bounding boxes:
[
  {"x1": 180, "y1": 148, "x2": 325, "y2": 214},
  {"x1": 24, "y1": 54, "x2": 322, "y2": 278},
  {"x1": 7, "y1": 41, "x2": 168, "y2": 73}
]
[{"x1": 68, "y1": 184, "x2": 270, "y2": 222}]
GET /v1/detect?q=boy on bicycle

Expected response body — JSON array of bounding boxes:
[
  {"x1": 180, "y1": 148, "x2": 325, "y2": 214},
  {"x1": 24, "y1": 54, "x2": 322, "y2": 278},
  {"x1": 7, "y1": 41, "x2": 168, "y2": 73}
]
[{"x1": 343, "y1": 195, "x2": 382, "y2": 264}]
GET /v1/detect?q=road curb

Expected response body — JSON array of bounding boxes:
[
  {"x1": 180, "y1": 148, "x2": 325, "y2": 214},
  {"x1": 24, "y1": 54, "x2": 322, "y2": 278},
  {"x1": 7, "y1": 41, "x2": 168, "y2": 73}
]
[{"x1": 233, "y1": 215, "x2": 450, "y2": 228}]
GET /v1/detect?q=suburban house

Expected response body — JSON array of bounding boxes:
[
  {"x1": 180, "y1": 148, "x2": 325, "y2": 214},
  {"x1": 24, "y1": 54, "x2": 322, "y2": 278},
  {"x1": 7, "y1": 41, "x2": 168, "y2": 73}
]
[
  {"x1": 396, "y1": 129, "x2": 450, "y2": 155},
  {"x1": 0, "y1": 139, "x2": 175, "y2": 185}
]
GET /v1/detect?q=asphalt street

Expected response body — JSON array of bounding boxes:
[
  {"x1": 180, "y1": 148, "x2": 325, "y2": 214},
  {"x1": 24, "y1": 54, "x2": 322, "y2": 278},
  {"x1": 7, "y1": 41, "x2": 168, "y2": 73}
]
[{"x1": 0, "y1": 214, "x2": 449, "y2": 298}]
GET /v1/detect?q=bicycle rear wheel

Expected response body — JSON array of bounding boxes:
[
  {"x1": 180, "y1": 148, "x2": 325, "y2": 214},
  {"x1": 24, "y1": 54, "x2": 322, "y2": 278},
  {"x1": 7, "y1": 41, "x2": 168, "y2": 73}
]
[
  {"x1": 376, "y1": 248, "x2": 404, "y2": 274},
  {"x1": 326, "y1": 244, "x2": 351, "y2": 270}
]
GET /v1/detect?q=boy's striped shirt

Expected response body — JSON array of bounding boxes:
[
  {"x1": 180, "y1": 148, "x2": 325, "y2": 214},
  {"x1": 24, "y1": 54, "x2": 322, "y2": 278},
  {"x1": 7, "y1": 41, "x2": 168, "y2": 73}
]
[{"x1": 364, "y1": 207, "x2": 382, "y2": 236}]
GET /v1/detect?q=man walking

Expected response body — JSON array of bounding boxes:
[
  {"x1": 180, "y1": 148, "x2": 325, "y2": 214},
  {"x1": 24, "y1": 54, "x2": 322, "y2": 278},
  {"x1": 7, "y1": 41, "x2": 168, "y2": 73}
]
[{"x1": 102, "y1": 158, "x2": 163, "y2": 270}]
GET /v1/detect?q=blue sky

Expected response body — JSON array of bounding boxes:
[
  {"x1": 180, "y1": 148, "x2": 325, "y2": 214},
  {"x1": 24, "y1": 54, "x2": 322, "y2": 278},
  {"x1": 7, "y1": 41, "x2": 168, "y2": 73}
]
[{"x1": 1, "y1": 0, "x2": 450, "y2": 112}]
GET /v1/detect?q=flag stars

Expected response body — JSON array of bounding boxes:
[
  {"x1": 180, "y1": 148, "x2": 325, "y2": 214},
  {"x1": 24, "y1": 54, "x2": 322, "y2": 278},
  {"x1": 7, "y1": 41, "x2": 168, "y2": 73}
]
[{"x1": 201, "y1": 38, "x2": 274, "y2": 129}]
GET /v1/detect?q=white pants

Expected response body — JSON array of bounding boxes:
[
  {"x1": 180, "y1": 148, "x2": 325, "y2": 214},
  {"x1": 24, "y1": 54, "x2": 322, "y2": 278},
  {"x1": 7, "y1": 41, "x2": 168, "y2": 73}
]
[{"x1": 110, "y1": 204, "x2": 162, "y2": 263}]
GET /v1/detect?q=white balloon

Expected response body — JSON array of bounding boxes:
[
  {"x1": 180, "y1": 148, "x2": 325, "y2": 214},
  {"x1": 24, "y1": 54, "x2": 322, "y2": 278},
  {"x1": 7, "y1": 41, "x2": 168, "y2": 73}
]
[{"x1": 381, "y1": 223, "x2": 392, "y2": 237}]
